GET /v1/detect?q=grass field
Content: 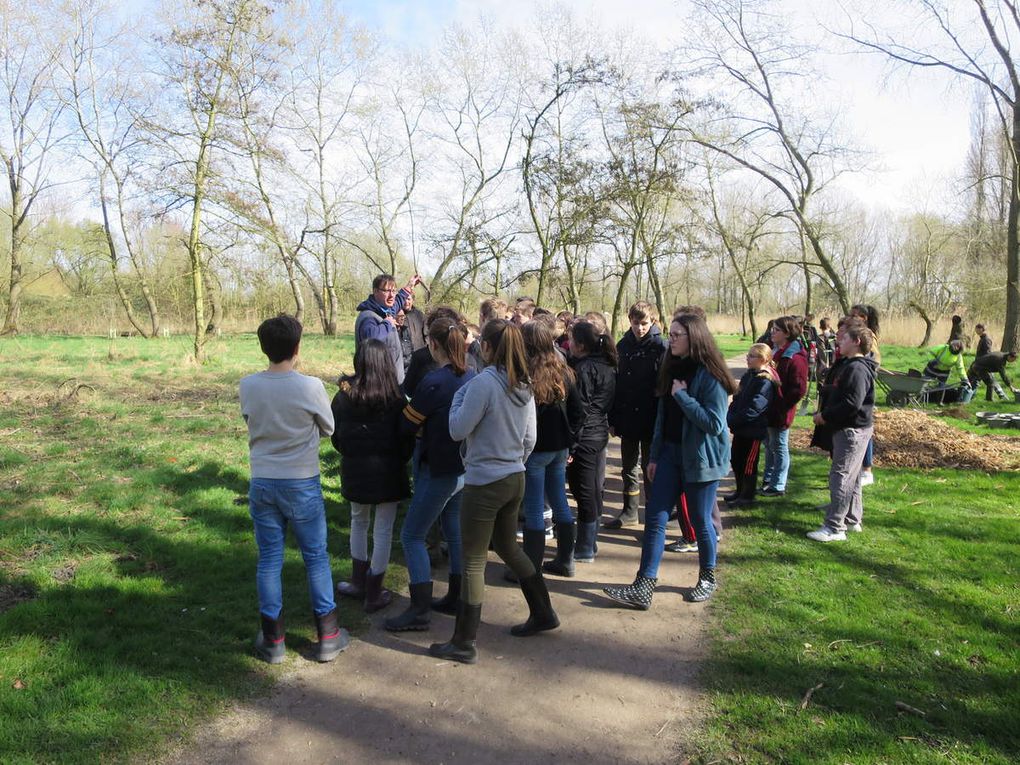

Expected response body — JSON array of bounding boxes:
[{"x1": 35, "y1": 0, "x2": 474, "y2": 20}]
[{"x1": 1, "y1": 333, "x2": 1018, "y2": 764}]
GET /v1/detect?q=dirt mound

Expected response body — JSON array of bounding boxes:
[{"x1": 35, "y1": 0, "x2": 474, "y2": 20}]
[{"x1": 791, "y1": 408, "x2": 1020, "y2": 471}]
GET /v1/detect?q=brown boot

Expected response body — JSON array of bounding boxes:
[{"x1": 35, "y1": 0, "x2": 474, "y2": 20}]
[
  {"x1": 363, "y1": 570, "x2": 393, "y2": 613},
  {"x1": 336, "y1": 558, "x2": 368, "y2": 599}
]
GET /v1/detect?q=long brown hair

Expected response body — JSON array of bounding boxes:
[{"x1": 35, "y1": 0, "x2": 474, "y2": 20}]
[
  {"x1": 523, "y1": 321, "x2": 573, "y2": 405},
  {"x1": 481, "y1": 319, "x2": 530, "y2": 391},
  {"x1": 428, "y1": 317, "x2": 467, "y2": 375},
  {"x1": 343, "y1": 338, "x2": 403, "y2": 410},
  {"x1": 657, "y1": 315, "x2": 737, "y2": 396}
]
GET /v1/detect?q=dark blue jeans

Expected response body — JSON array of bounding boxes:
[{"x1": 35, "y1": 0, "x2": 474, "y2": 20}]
[
  {"x1": 523, "y1": 449, "x2": 572, "y2": 531},
  {"x1": 400, "y1": 463, "x2": 464, "y2": 584},
  {"x1": 639, "y1": 442, "x2": 720, "y2": 578}
]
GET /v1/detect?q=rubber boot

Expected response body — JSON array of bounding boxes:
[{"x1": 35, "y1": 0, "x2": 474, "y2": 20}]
[
  {"x1": 429, "y1": 601, "x2": 481, "y2": 664},
  {"x1": 542, "y1": 522, "x2": 576, "y2": 577},
  {"x1": 336, "y1": 558, "x2": 368, "y2": 599},
  {"x1": 504, "y1": 529, "x2": 547, "y2": 583},
  {"x1": 314, "y1": 608, "x2": 350, "y2": 662},
  {"x1": 603, "y1": 574, "x2": 657, "y2": 610},
  {"x1": 363, "y1": 570, "x2": 393, "y2": 614},
  {"x1": 431, "y1": 573, "x2": 462, "y2": 615},
  {"x1": 384, "y1": 581, "x2": 433, "y2": 632},
  {"x1": 574, "y1": 520, "x2": 597, "y2": 563},
  {"x1": 685, "y1": 568, "x2": 718, "y2": 602},
  {"x1": 511, "y1": 572, "x2": 560, "y2": 636},
  {"x1": 254, "y1": 613, "x2": 286, "y2": 664},
  {"x1": 604, "y1": 489, "x2": 640, "y2": 529}
]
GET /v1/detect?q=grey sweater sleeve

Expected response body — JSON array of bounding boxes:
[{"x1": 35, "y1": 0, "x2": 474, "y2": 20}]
[{"x1": 449, "y1": 375, "x2": 489, "y2": 441}]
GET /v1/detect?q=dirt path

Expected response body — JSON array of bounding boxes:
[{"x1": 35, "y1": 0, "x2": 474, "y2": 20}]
[{"x1": 165, "y1": 439, "x2": 733, "y2": 765}]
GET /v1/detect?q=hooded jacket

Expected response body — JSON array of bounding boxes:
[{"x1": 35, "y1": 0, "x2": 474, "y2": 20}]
[
  {"x1": 448, "y1": 366, "x2": 537, "y2": 486},
  {"x1": 818, "y1": 355, "x2": 878, "y2": 429},
  {"x1": 727, "y1": 366, "x2": 780, "y2": 441},
  {"x1": 768, "y1": 339, "x2": 809, "y2": 429},
  {"x1": 610, "y1": 325, "x2": 667, "y2": 440}
]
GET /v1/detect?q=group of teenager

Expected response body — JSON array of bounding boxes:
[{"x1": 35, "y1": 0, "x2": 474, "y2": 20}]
[{"x1": 239, "y1": 273, "x2": 891, "y2": 665}]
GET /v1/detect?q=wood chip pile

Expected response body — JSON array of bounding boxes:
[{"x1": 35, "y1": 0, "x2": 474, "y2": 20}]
[{"x1": 790, "y1": 408, "x2": 1020, "y2": 471}]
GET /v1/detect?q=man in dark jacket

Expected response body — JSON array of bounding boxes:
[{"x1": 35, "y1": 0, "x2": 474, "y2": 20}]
[
  {"x1": 354, "y1": 273, "x2": 420, "y2": 384},
  {"x1": 968, "y1": 351, "x2": 1017, "y2": 401},
  {"x1": 605, "y1": 302, "x2": 667, "y2": 528}
]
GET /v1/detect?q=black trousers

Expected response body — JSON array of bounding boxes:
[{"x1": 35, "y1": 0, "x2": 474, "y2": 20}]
[
  {"x1": 567, "y1": 441, "x2": 607, "y2": 524},
  {"x1": 730, "y1": 435, "x2": 762, "y2": 500},
  {"x1": 619, "y1": 436, "x2": 651, "y2": 519}
]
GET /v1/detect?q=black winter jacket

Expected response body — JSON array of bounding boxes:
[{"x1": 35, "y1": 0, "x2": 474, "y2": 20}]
[
  {"x1": 534, "y1": 375, "x2": 585, "y2": 453},
  {"x1": 330, "y1": 389, "x2": 414, "y2": 504},
  {"x1": 572, "y1": 353, "x2": 616, "y2": 451},
  {"x1": 727, "y1": 368, "x2": 778, "y2": 441},
  {"x1": 610, "y1": 326, "x2": 667, "y2": 440}
]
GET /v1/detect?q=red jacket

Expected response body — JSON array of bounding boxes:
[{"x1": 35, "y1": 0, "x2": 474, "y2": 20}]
[{"x1": 767, "y1": 340, "x2": 809, "y2": 429}]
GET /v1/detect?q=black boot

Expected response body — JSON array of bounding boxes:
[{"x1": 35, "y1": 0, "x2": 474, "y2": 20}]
[
  {"x1": 431, "y1": 573, "x2": 462, "y2": 615},
  {"x1": 336, "y1": 558, "x2": 368, "y2": 599},
  {"x1": 254, "y1": 613, "x2": 286, "y2": 664},
  {"x1": 429, "y1": 601, "x2": 481, "y2": 664},
  {"x1": 574, "y1": 520, "x2": 597, "y2": 563},
  {"x1": 503, "y1": 528, "x2": 547, "y2": 583},
  {"x1": 384, "y1": 581, "x2": 433, "y2": 631},
  {"x1": 542, "y1": 522, "x2": 576, "y2": 577},
  {"x1": 511, "y1": 573, "x2": 560, "y2": 636},
  {"x1": 314, "y1": 608, "x2": 350, "y2": 662},
  {"x1": 603, "y1": 574, "x2": 657, "y2": 610},
  {"x1": 363, "y1": 570, "x2": 393, "y2": 614},
  {"x1": 685, "y1": 568, "x2": 718, "y2": 602}
]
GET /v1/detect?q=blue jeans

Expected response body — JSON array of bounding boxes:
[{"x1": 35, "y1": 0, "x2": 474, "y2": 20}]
[
  {"x1": 763, "y1": 427, "x2": 790, "y2": 491},
  {"x1": 639, "y1": 443, "x2": 720, "y2": 578},
  {"x1": 249, "y1": 476, "x2": 335, "y2": 619},
  {"x1": 523, "y1": 449, "x2": 572, "y2": 531},
  {"x1": 863, "y1": 437, "x2": 874, "y2": 469},
  {"x1": 400, "y1": 464, "x2": 464, "y2": 583}
]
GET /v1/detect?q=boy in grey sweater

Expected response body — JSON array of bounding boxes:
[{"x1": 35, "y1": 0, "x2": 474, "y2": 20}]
[{"x1": 239, "y1": 315, "x2": 348, "y2": 663}]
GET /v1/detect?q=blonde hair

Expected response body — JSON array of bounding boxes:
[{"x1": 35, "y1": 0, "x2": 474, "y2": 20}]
[{"x1": 748, "y1": 343, "x2": 773, "y2": 363}]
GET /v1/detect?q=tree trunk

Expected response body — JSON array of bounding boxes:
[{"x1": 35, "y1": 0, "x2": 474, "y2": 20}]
[
  {"x1": 2, "y1": 226, "x2": 24, "y2": 335},
  {"x1": 1003, "y1": 109, "x2": 1020, "y2": 354},
  {"x1": 203, "y1": 266, "x2": 222, "y2": 335},
  {"x1": 100, "y1": 193, "x2": 149, "y2": 337},
  {"x1": 909, "y1": 301, "x2": 933, "y2": 347}
]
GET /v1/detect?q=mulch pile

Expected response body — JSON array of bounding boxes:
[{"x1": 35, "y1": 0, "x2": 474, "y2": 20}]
[{"x1": 790, "y1": 408, "x2": 1020, "y2": 471}]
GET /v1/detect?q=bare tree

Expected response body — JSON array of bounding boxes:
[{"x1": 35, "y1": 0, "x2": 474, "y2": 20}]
[
  {"x1": 843, "y1": 0, "x2": 1020, "y2": 352},
  {"x1": 0, "y1": 1, "x2": 70, "y2": 335},
  {"x1": 65, "y1": 0, "x2": 161, "y2": 337},
  {"x1": 685, "y1": 0, "x2": 858, "y2": 314}
]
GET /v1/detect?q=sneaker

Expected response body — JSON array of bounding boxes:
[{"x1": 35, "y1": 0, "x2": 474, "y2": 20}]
[
  {"x1": 848, "y1": 523, "x2": 863, "y2": 533},
  {"x1": 860, "y1": 470, "x2": 874, "y2": 486},
  {"x1": 664, "y1": 539, "x2": 698, "y2": 553},
  {"x1": 806, "y1": 526, "x2": 846, "y2": 542},
  {"x1": 545, "y1": 525, "x2": 554, "y2": 539},
  {"x1": 760, "y1": 487, "x2": 786, "y2": 497}
]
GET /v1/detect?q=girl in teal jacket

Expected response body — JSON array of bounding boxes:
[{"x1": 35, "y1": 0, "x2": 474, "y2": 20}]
[{"x1": 603, "y1": 313, "x2": 736, "y2": 609}]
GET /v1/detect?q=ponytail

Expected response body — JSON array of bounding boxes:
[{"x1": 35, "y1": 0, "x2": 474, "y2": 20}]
[
  {"x1": 572, "y1": 321, "x2": 618, "y2": 368},
  {"x1": 481, "y1": 319, "x2": 530, "y2": 391},
  {"x1": 428, "y1": 317, "x2": 467, "y2": 375}
]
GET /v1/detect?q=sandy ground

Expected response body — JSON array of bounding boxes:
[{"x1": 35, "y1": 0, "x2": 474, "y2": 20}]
[{"x1": 164, "y1": 440, "x2": 730, "y2": 765}]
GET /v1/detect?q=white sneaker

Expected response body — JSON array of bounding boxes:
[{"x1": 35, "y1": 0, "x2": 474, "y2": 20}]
[
  {"x1": 860, "y1": 471, "x2": 875, "y2": 486},
  {"x1": 806, "y1": 526, "x2": 846, "y2": 542},
  {"x1": 848, "y1": 523, "x2": 863, "y2": 533}
]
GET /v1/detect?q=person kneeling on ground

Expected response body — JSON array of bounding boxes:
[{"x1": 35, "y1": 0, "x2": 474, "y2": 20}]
[
  {"x1": 240, "y1": 315, "x2": 349, "y2": 664},
  {"x1": 602, "y1": 313, "x2": 735, "y2": 609},
  {"x1": 807, "y1": 321, "x2": 878, "y2": 543}
]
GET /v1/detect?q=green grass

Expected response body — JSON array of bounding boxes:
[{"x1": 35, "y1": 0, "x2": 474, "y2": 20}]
[
  {"x1": 692, "y1": 438, "x2": 1020, "y2": 764},
  {"x1": 0, "y1": 333, "x2": 367, "y2": 764}
]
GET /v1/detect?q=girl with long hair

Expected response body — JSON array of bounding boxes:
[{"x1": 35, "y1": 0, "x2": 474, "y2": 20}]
[
  {"x1": 761, "y1": 315, "x2": 809, "y2": 496},
  {"x1": 849, "y1": 304, "x2": 881, "y2": 484},
  {"x1": 331, "y1": 339, "x2": 414, "y2": 613},
  {"x1": 564, "y1": 320, "x2": 617, "y2": 564},
  {"x1": 430, "y1": 319, "x2": 558, "y2": 664},
  {"x1": 384, "y1": 318, "x2": 476, "y2": 632},
  {"x1": 603, "y1": 314, "x2": 736, "y2": 608},
  {"x1": 521, "y1": 322, "x2": 585, "y2": 577}
]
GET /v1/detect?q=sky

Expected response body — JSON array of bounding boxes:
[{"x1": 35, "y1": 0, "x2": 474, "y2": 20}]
[{"x1": 341, "y1": 0, "x2": 975, "y2": 216}]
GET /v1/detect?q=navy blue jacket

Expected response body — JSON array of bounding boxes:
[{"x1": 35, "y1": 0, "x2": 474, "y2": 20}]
[
  {"x1": 331, "y1": 390, "x2": 413, "y2": 504},
  {"x1": 727, "y1": 368, "x2": 778, "y2": 441},
  {"x1": 610, "y1": 326, "x2": 667, "y2": 440},
  {"x1": 402, "y1": 365, "x2": 476, "y2": 476}
]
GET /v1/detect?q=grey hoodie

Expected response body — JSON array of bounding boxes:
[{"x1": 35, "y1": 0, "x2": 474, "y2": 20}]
[{"x1": 448, "y1": 366, "x2": 536, "y2": 486}]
